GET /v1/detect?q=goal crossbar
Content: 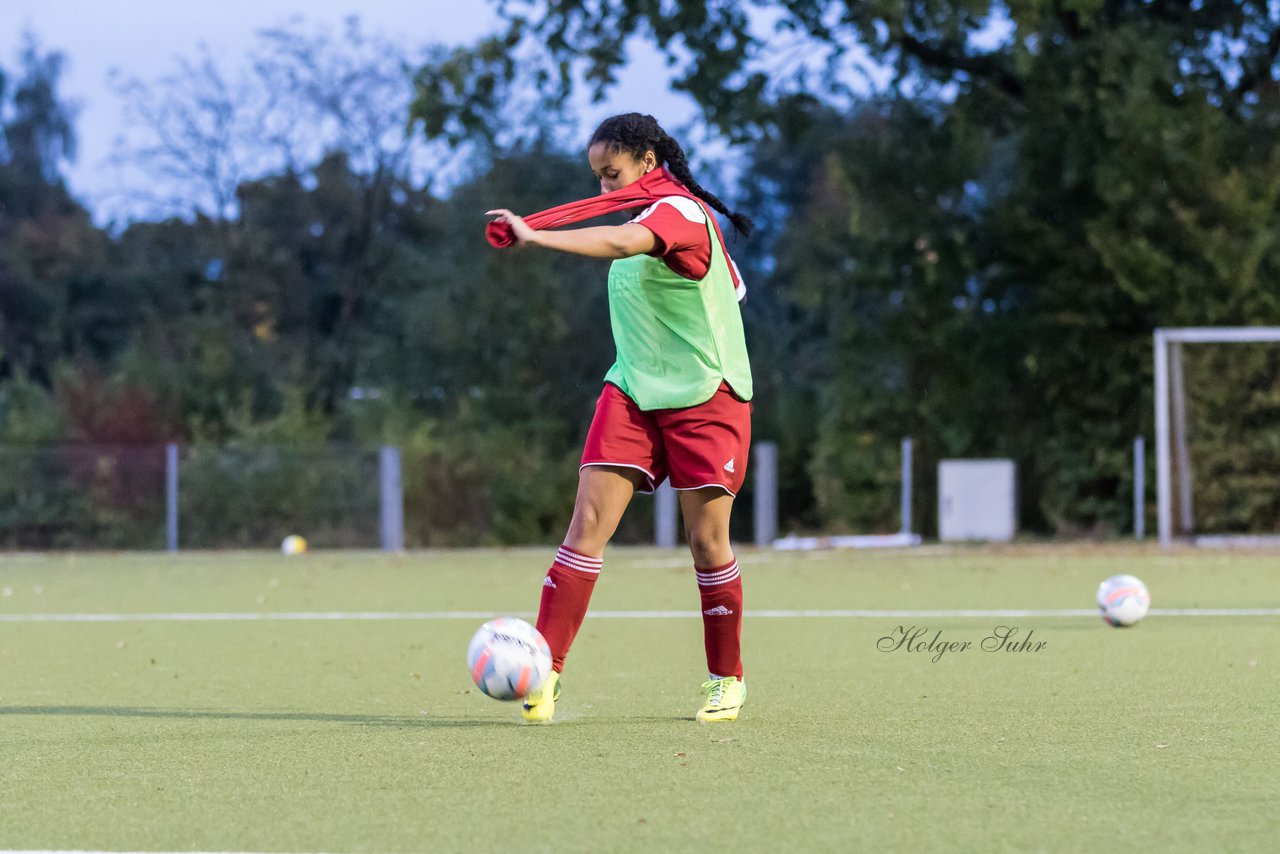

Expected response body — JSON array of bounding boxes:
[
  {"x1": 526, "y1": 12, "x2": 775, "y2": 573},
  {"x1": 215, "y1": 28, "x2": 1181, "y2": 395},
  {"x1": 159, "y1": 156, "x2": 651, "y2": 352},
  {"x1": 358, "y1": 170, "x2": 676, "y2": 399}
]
[
  {"x1": 1156, "y1": 327, "x2": 1280, "y2": 344},
  {"x1": 1153, "y1": 327, "x2": 1280, "y2": 547}
]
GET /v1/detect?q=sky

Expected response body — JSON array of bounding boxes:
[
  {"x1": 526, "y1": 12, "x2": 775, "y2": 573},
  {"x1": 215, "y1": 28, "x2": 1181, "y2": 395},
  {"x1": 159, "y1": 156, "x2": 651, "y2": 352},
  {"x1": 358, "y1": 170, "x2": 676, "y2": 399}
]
[{"x1": 2, "y1": 0, "x2": 701, "y2": 223}]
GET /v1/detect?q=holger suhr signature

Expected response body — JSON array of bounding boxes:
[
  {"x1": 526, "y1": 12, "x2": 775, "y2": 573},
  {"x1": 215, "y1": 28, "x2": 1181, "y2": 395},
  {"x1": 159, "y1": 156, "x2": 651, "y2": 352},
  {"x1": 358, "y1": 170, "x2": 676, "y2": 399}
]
[{"x1": 877, "y1": 625, "x2": 1048, "y2": 663}]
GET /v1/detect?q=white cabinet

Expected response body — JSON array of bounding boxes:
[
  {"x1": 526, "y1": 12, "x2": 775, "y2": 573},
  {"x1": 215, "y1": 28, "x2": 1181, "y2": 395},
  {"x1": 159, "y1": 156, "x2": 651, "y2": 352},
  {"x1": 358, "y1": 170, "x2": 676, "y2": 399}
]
[{"x1": 938, "y1": 459, "x2": 1017, "y2": 542}]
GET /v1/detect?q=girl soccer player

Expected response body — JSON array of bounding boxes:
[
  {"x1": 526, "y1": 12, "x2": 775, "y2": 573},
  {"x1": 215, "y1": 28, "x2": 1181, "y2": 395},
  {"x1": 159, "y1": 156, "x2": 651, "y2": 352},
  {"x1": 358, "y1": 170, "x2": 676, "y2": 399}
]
[{"x1": 486, "y1": 113, "x2": 753, "y2": 723}]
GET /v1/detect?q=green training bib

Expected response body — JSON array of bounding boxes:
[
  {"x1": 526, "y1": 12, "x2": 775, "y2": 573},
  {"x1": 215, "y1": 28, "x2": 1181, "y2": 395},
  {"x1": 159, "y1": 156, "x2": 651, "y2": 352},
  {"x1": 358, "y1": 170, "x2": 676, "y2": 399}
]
[{"x1": 602, "y1": 210, "x2": 753, "y2": 410}]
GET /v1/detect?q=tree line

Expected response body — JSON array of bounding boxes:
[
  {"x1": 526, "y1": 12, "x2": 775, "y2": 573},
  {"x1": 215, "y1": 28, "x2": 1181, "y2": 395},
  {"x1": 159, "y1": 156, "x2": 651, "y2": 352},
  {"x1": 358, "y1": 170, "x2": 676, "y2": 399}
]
[{"x1": 2, "y1": 4, "x2": 1279, "y2": 546}]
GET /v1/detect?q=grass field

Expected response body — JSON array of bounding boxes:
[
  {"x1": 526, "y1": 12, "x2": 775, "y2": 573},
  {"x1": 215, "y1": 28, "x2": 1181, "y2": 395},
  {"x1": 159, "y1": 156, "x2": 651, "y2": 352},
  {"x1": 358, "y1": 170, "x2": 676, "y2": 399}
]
[{"x1": 1, "y1": 545, "x2": 1277, "y2": 852}]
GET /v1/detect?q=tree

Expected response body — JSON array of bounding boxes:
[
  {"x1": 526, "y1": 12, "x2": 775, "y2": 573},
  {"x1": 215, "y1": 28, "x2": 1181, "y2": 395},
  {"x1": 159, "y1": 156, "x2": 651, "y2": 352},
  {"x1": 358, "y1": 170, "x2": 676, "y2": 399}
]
[
  {"x1": 110, "y1": 18, "x2": 470, "y2": 415},
  {"x1": 360, "y1": 144, "x2": 615, "y2": 440},
  {"x1": 112, "y1": 16, "x2": 448, "y2": 223},
  {"x1": 412, "y1": 2, "x2": 1280, "y2": 136},
  {"x1": 0, "y1": 33, "x2": 77, "y2": 211},
  {"x1": 0, "y1": 35, "x2": 110, "y2": 386},
  {"x1": 410, "y1": 2, "x2": 1280, "y2": 534}
]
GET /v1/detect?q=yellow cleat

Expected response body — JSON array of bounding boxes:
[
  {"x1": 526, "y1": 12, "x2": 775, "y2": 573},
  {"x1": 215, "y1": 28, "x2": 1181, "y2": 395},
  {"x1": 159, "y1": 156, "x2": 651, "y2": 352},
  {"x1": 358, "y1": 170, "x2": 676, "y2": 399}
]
[
  {"x1": 696, "y1": 676, "x2": 746, "y2": 723},
  {"x1": 521, "y1": 670, "x2": 561, "y2": 723}
]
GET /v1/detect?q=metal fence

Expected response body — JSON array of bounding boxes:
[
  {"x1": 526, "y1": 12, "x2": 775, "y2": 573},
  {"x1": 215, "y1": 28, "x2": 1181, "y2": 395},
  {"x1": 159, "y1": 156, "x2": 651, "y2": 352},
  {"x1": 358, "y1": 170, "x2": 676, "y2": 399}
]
[
  {"x1": 0, "y1": 444, "x2": 386, "y2": 550},
  {"x1": 0, "y1": 445, "x2": 168, "y2": 549},
  {"x1": 0, "y1": 443, "x2": 676, "y2": 550},
  {"x1": 0, "y1": 440, "x2": 840, "y2": 551}
]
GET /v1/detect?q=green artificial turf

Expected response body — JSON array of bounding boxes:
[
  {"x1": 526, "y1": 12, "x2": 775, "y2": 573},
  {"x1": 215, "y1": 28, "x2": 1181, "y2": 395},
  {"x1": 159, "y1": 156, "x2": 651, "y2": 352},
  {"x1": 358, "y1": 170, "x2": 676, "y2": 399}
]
[{"x1": 0, "y1": 545, "x2": 1276, "y2": 852}]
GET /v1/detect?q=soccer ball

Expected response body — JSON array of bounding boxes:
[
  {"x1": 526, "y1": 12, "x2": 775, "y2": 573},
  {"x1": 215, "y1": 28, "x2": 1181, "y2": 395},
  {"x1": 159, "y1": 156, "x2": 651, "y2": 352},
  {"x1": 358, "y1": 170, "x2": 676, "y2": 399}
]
[
  {"x1": 1096, "y1": 574, "x2": 1151, "y2": 627},
  {"x1": 466, "y1": 617, "x2": 552, "y2": 701},
  {"x1": 280, "y1": 535, "x2": 308, "y2": 556}
]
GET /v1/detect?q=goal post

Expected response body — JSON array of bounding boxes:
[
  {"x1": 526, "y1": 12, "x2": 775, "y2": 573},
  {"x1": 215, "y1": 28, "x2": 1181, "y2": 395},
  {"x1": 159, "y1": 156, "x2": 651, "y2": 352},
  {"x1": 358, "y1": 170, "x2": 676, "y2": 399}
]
[{"x1": 1153, "y1": 326, "x2": 1280, "y2": 547}]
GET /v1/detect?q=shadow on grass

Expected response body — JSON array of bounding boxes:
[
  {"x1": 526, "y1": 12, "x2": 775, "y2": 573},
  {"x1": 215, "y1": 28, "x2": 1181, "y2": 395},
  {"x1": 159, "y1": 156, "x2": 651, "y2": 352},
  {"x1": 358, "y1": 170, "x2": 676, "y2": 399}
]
[
  {"x1": 0, "y1": 705, "x2": 695, "y2": 727},
  {"x1": 0, "y1": 705, "x2": 512, "y2": 728}
]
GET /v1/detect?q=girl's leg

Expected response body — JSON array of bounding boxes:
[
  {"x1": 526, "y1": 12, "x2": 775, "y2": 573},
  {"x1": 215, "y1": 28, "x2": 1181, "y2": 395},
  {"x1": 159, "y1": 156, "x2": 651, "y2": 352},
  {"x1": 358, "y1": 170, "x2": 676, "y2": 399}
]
[
  {"x1": 679, "y1": 487, "x2": 744, "y2": 680},
  {"x1": 537, "y1": 465, "x2": 645, "y2": 672},
  {"x1": 563, "y1": 465, "x2": 647, "y2": 555}
]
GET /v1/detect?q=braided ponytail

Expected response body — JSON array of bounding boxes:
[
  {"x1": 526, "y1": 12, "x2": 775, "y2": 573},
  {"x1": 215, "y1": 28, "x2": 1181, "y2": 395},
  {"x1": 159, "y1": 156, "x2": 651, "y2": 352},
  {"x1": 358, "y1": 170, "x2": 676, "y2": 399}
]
[{"x1": 589, "y1": 113, "x2": 754, "y2": 239}]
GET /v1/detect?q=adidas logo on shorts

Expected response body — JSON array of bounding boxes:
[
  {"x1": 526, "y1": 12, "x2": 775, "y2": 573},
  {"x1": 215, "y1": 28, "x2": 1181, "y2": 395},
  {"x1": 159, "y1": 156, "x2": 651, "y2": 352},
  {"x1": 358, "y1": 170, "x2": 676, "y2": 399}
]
[{"x1": 723, "y1": 458, "x2": 735, "y2": 473}]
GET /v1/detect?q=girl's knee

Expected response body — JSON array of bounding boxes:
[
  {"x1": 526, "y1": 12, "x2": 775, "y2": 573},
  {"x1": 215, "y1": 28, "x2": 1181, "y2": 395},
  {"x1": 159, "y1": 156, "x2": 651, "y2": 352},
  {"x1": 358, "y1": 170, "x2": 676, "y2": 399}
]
[{"x1": 686, "y1": 526, "x2": 729, "y2": 566}]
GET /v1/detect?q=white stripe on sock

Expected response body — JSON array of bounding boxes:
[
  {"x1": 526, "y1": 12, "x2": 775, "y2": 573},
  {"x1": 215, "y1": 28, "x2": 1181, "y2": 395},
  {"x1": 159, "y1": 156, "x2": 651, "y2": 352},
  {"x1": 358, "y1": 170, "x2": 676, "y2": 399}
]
[
  {"x1": 696, "y1": 562, "x2": 740, "y2": 587},
  {"x1": 695, "y1": 561, "x2": 738, "y2": 579},
  {"x1": 697, "y1": 574, "x2": 740, "y2": 588},
  {"x1": 556, "y1": 549, "x2": 602, "y2": 568},
  {"x1": 556, "y1": 546, "x2": 601, "y2": 563},
  {"x1": 556, "y1": 547, "x2": 602, "y2": 574},
  {"x1": 555, "y1": 560, "x2": 601, "y2": 575}
]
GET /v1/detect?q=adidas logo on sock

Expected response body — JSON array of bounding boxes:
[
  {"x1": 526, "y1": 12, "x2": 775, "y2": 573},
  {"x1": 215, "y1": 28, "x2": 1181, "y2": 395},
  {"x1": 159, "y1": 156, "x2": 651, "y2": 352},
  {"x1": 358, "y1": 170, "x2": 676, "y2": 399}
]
[
  {"x1": 703, "y1": 605, "x2": 734, "y2": 616},
  {"x1": 543, "y1": 576, "x2": 557, "y2": 589}
]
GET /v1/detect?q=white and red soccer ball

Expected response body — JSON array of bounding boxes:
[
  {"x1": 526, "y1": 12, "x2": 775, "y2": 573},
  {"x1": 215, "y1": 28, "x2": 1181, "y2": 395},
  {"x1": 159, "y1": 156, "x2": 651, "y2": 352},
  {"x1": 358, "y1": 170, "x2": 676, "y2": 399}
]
[
  {"x1": 466, "y1": 617, "x2": 552, "y2": 700},
  {"x1": 1097, "y1": 574, "x2": 1151, "y2": 627}
]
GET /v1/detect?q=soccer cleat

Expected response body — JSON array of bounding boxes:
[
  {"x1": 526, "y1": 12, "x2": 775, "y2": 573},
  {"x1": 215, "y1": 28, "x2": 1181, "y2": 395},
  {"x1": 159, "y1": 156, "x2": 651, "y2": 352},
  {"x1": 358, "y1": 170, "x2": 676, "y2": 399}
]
[
  {"x1": 521, "y1": 670, "x2": 561, "y2": 723},
  {"x1": 696, "y1": 676, "x2": 746, "y2": 723}
]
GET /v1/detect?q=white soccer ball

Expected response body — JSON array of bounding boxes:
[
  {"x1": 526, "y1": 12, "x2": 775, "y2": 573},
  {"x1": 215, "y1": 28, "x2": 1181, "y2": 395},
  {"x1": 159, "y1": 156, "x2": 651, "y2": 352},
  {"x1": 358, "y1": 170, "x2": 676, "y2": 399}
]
[
  {"x1": 1096, "y1": 574, "x2": 1151, "y2": 627},
  {"x1": 466, "y1": 617, "x2": 552, "y2": 701},
  {"x1": 280, "y1": 535, "x2": 308, "y2": 556}
]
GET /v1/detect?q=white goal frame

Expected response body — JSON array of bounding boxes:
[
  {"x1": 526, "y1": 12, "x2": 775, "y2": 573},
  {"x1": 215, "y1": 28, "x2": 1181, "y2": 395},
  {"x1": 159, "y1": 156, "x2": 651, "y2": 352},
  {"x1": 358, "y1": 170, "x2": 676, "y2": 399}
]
[{"x1": 1153, "y1": 327, "x2": 1280, "y2": 547}]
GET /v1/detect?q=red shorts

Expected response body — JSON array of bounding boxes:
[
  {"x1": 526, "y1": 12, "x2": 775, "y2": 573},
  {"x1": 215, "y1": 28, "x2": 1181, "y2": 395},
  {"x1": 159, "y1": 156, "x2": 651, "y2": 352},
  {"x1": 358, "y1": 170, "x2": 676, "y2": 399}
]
[{"x1": 581, "y1": 382, "x2": 752, "y2": 495}]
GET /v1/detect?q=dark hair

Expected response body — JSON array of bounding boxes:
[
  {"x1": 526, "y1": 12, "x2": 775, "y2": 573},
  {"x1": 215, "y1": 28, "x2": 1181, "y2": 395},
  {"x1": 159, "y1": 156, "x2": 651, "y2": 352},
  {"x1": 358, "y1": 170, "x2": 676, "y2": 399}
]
[{"x1": 588, "y1": 113, "x2": 754, "y2": 239}]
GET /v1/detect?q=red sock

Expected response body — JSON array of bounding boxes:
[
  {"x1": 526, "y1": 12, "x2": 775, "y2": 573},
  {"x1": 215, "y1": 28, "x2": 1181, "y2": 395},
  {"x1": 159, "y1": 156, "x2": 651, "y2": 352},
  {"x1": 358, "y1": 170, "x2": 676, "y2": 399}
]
[
  {"x1": 696, "y1": 558, "x2": 744, "y2": 679},
  {"x1": 536, "y1": 545, "x2": 602, "y2": 672}
]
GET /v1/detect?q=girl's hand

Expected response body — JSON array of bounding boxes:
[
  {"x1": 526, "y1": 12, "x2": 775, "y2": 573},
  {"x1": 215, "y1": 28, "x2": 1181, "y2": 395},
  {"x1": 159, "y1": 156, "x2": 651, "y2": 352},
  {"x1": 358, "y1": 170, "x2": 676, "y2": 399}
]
[{"x1": 486, "y1": 209, "x2": 537, "y2": 245}]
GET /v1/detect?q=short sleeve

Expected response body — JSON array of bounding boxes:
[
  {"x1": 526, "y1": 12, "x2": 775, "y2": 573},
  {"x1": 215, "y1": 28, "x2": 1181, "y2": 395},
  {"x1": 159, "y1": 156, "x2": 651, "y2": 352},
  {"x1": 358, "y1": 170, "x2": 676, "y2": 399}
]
[{"x1": 631, "y1": 197, "x2": 712, "y2": 280}]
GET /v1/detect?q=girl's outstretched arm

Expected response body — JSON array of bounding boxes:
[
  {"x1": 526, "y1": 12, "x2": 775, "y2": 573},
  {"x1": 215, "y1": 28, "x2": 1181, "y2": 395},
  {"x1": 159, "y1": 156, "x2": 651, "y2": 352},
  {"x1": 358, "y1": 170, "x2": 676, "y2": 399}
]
[{"x1": 486, "y1": 209, "x2": 656, "y2": 258}]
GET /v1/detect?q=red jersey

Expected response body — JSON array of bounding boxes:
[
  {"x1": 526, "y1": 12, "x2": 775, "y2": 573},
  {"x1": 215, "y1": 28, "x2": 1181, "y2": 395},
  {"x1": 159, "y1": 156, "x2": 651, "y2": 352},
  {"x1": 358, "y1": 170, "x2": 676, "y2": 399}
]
[{"x1": 631, "y1": 197, "x2": 746, "y2": 301}]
